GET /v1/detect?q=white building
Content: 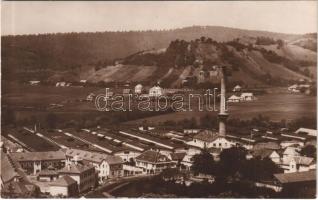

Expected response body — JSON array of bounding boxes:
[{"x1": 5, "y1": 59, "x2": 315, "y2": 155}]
[
  {"x1": 233, "y1": 85, "x2": 242, "y2": 92},
  {"x1": 282, "y1": 146, "x2": 300, "y2": 159},
  {"x1": 280, "y1": 156, "x2": 315, "y2": 173},
  {"x1": 228, "y1": 95, "x2": 241, "y2": 102},
  {"x1": 149, "y1": 86, "x2": 163, "y2": 97},
  {"x1": 240, "y1": 93, "x2": 255, "y2": 101},
  {"x1": 114, "y1": 150, "x2": 141, "y2": 163},
  {"x1": 29, "y1": 80, "x2": 40, "y2": 86},
  {"x1": 48, "y1": 175, "x2": 78, "y2": 197},
  {"x1": 187, "y1": 130, "x2": 236, "y2": 149},
  {"x1": 58, "y1": 163, "x2": 96, "y2": 193},
  {"x1": 134, "y1": 84, "x2": 143, "y2": 94},
  {"x1": 288, "y1": 84, "x2": 299, "y2": 93},
  {"x1": 65, "y1": 149, "x2": 123, "y2": 182},
  {"x1": 135, "y1": 150, "x2": 175, "y2": 174}
]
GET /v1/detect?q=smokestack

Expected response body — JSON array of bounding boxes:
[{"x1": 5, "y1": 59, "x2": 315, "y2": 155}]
[{"x1": 218, "y1": 66, "x2": 229, "y2": 136}]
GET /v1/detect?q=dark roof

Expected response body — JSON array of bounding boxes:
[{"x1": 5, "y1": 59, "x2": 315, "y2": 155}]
[
  {"x1": 252, "y1": 142, "x2": 281, "y2": 151},
  {"x1": 10, "y1": 150, "x2": 66, "y2": 162},
  {"x1": 252, "y1": 149, "x2": 276, "y2": 159},
  {"x1": 136, "y1": 150, "x2": 171, "y2": 163},
  {"x1": 274, "y1": 170, "x2": 316, "y2": 184},
  {"x1": 49, "y1": 175, "x2": 77, "y2": 187}
]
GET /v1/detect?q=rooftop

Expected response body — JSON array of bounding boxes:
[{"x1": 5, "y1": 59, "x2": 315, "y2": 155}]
[
  {"x1": 10, "y1": 150, "x2": 66, "y2": 162},
  {"x1": 193, "y1": 130, "x2": 220, "y2": 143},
  {"x1": 66, "y1": 148, "x2": 123, "y2": 165},
  {"x1": 281, "y1": 156, "x2": 314, "y2": 166},
  {"x1": 136, "y1": 150, "x2": 171, "y2": 163},
  {"x1": 274, "y1": 170, "x2": 316, "y2": 184},
  {"x1": 295, "y1": 128, "x2": 317, "y2": 137},
  {"x1": 59, "y1": 163, "x2": 94, "y2": 174},
  {"x1": 49, "y1": 175, "x2": 77, "y2": 187},
  {"x1": 252, "y1": 149, "x2": 277, "y2": 159},
  {"x1": 1, "y1": 153, "x2": 20, "y2": 183}
]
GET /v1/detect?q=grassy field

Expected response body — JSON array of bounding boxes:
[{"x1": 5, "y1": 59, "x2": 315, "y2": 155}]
[
  {"x1": 124, "y1": 93, "x2": 316, "y2": 124},
  {"x1": 2, "y1": 84, "x2": 316, "y2": 126}
]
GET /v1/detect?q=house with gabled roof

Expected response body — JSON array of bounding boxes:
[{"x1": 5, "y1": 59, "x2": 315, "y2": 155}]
[
  {"x1": 187, "y1": 130, "x2": 236, "y2": 149},
  {"x1": 58, "y1": 163, "x2": 96, "y2": 193},
  {"x1": 10, "y1": 150, "x2": 66, "y2": 175},
  {"x1": 282, "y1": 146, "x2": 300, "y2": 159},
  {"x1": 252, "y1": 149, "x2": 281, "y2": 163},
  {"x1": 240, "y1": 92, "x2": 255, "y2": 101},
  {"x1": 228, "y1": 95, "x2": 241, "y2": 102},
  {"x1": 65, "y1": 148, "x2": 123, "y2": 182},
  {"x1": 280, "y1": 155, "x2": 315, "y2": 173},
  {"x1": 135, "y1": 150, "x2": 175, "y2": 174},
  {"x1": 48, "y1": 175, "x2": 78, "y2": 197}
]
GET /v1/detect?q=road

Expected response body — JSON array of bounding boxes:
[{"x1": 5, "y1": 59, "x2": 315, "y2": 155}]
[{"x1": 84, "y1": 175, "x2": 153, "y2": 198}]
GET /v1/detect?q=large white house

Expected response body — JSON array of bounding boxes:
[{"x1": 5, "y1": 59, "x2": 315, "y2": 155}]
[
  {"x1": 187, "y1": 130, "x2": 236, "y2": 149},
  {"x1": 228, "y1": 95, "x2": 241, "y2": 102},
  {"x1": 240, "y1": 93, "x2": 255, "y2": 101},
  {"x1": 58, "y1": 163, "x2": 96, "y2": 193},
  {"x1": 135, "y1": 150, "x2": 175, "y2": 174}
]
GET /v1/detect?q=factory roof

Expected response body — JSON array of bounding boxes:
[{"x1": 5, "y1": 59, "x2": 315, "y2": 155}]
[{"x1": 10, "y1": 150, "x2": 66, "y2": 162}]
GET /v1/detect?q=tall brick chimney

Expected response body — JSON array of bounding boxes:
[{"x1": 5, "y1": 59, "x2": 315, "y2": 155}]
[{"x1": 218, "y1": 66, "x2": 229, "y2": 136}]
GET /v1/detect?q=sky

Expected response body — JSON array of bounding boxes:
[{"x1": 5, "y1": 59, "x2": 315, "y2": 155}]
[{"x1": 1, "y1": 1, "x2": 317, "y2": 35}]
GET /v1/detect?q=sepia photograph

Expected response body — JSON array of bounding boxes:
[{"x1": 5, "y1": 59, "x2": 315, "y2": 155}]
[{"x1": 1, "y1": 0, "x2": 317, "y2": 198}]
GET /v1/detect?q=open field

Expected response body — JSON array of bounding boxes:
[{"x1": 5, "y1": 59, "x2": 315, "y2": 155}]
[
  {"x1": 124, "y1": 93, "x2": 316, "y2": 124},
  {"x1": 2, "y1": 84, "x2": 316, "y2": 126}
]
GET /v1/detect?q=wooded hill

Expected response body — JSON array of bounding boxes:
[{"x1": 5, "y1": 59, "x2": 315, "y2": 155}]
[{"x1": 2, "y1": 26, "x2": 316, "y2": 87}]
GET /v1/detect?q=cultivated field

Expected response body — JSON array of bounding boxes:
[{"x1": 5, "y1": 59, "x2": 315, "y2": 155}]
[{"x1": 124, "y1": 93, "x2": 316, "y2": 124}]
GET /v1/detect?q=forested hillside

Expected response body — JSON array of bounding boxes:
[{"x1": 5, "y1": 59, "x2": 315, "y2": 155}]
[{"x1": 2, "y1": 26, "x2": 316, "y2": 86}]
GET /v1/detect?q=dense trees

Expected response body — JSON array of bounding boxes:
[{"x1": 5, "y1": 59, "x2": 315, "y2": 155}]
[
  {"x1": 191, "y1": 148, "x2": 216, "y2": 175},
  {"x1": 191, "y1": 146, "x2": 282, "y2": 183},
  {"x1": 300, "y1": 145, "x2": 316, "y2": 158}
]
